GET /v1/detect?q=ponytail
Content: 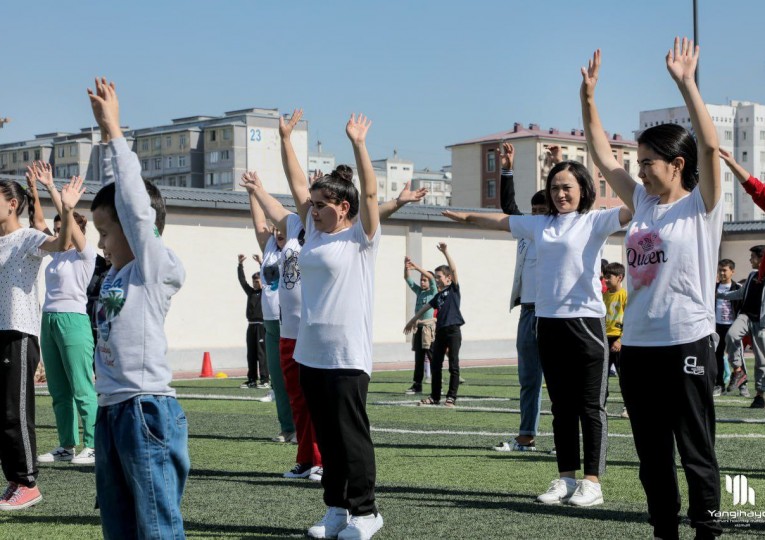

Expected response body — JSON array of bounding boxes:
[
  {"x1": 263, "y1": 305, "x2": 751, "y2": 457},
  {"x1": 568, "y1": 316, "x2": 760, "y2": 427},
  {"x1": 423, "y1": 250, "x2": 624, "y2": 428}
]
[{"x1": 25, "y1": 189, "x2": 35, "y2": 227}]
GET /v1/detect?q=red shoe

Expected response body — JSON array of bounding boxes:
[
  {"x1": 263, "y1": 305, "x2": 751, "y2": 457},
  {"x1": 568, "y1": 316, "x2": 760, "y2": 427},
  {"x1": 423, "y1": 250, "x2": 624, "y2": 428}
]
[{"x1": 0, "y1": 484, "x2": 42, "y2": 511}]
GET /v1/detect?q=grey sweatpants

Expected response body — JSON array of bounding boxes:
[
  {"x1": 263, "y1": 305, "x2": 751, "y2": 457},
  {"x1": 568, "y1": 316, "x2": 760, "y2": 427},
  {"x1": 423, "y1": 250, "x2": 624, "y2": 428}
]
[{"x1": 726, "y1": 313, "x2": 765, "y2": 392}]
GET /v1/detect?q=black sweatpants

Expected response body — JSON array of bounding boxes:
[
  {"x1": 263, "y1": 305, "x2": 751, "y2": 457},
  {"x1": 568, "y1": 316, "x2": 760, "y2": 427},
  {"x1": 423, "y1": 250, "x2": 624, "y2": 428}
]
[
  {"x1": 0, "y1": 331, "x2": 40, "y2": 488},
  {"x1": 536, "y1": 317, "x2": 608, "y2": 476},
  {"x1": 620, "y1": 335, "x2": 721, "y2": 540},
  {"x1": 299, "y1": 364, "x2": 377, "y2": 516},
  {"x1": 246, "y1": 323, "x2": 268, "y2": 383},
  {"x1": 411, "y1": 330, "x2": 431, "y2": 389},
  {"x1": 714, "y1": 323, "x2": 732, "y2": 387},
  {"x1": 430, "y1": 325, "x2": 461, "y2": 402}
]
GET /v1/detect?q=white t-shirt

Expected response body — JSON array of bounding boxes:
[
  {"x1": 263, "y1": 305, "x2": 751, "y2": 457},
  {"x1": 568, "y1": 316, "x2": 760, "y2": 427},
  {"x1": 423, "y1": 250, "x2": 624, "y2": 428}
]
[
  {"x1": 260, "y1": 235, "x2": 281, "y2": 321},
  {"x1": 43, "y1": 244, "x2": 97, "y2": 314},
  {"x1": 622, "y1": 185, "x2": 723, "y2": 346},
  {"x1": 293, "y1": 214, "x2": 381, "y2": 375},
  {"x1": 0, "y1": 227, "x2": 49, "y2": 336},
  {"x1": 279, "y1": 213, "x2": 304, "y2": 340},
  {"x1": 509, "y1": 208, "x2": 622, "y2": 318},
  {"x1": 519, "y1": 239, "x2": 537, "y2": 304},
  {"x1": 715, "y1": 283, "x2": 735, "y2": 325}
]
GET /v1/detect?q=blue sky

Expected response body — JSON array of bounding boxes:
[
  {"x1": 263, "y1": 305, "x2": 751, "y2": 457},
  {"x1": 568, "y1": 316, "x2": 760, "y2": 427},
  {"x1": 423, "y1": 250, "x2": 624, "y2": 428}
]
[{"x1": 1, "y1": 0, "x2": 763, "y2": 170}]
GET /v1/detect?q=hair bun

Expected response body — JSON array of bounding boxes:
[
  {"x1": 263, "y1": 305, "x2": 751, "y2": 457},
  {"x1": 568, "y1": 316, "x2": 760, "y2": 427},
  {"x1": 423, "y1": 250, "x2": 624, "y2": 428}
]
[{"x1": 331, "y1": 164, "x2": 354, "y2": 183}]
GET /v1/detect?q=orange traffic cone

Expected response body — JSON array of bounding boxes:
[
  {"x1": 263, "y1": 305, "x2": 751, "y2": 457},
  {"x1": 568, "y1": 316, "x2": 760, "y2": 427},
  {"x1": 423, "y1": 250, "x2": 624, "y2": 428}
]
[{"x1": 200, "y1": 352, "x2": 213, "y2": 378}]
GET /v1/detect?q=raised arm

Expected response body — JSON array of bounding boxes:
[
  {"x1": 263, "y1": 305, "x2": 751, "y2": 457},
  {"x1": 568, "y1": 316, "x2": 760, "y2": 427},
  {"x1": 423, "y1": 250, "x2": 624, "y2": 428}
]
[
  {"x1": 239, "y1": 174, "x2": 273, "y2": 253},
  {"x1": 240, "y1": 171, "x2": 291, "y2": 236},
  {"x1": 720, "y1": 148, "x2": 751, "y2": 184},
  {"x1": 32, "y1": 162, "x2": 87, "y2": 251},
  {"x1": 408, "y1": 259, "x2": 435, "y2": 282},
  {"x1": 279, "y1": 109, "x2": 310, "y2": 224},
  {"x1": 722, "y1": 148, "x2": 765, "y2": 211},
  {"x1": 25, "y1": 166, "x2": 50, "y2": 234},
  {"x1": 237, "y1": 254, "x2": 256, "y2": 295},
  {"x1": 580, "y1": 49, "x2": 637, "y2": 211},
  {"x1": 379, "y1": 181, "x2": 428, "y2": 220},
  {"x1": 499, "y1": 142, "x2": 522, "y2": 215},
  {"x1": 346, "y1": 114, "x2": 379, "y2": 239},
  {"x1": 437, "y1": 242, "x2": 458, "y2": 285},
  {"x1": 667, "y1": 37, "x2": 720, "y2": 211},
  {"x1": 39, "y1": 177, "x2": 85, "y2": 252},
  {"x1": 442, "y1": 209, "x2": 510, "y2": 232},
  {"x1": 404, "y1": 256, "x2": 411, "y2": 281}
]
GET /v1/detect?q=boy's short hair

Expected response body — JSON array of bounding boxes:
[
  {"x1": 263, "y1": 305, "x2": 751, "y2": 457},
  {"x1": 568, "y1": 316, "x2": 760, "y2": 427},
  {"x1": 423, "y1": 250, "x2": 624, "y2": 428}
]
[
  {"x1": 90, "y1": 181, "x2": 167, "y2": 234},
  {"x1": 252, "y1": 272, "x2": 260, "y2": 279},
  {"x1": 603, "y1": 262, "x2": 625, "y2": 278},
  {"x1": 530, "y1": 190, "x2": 547, "y2": 206},
  {"x1": 718, "y1": 259, "x2": 736, "y2": 270},
  {"x1": 434, "y1": 265, "x2": 452, "y2": 276},
  {"x1": 750, "y1": 245, "x2": 765, "y2": 258}
]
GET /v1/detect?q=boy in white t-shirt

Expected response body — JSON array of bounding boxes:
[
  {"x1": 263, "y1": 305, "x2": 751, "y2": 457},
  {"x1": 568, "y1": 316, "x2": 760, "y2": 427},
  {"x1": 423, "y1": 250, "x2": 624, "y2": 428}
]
[{"x1": 714, "y1": 259, "x2": 742, "y2": 397}]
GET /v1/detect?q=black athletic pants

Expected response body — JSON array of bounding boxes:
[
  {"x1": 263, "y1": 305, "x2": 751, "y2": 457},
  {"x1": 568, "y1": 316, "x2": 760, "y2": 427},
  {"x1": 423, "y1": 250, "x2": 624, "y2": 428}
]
[
  {"x1": 536, "y1": 317, "x2": 608, "y2": 476},
  {"x1": 0, "y1": 331, "x2": 40, "y2": 488},
  {"x1": 430, "y1": 325, "x2": 461, "y2": 403},
  {"x1": 411, "y1": 330, "x2": 431, "y2": 389},
  {"x1": 246, "y1": 323, "x2": 268, "y2": 384},
  {"x1": 714, "y1": 323, "x2": 732, "y2": 387},
  {"x1": 620, "y1": 336, "x2": 721, "y2": 540},
  {"x1": 300, "y1": 364, "x2": 377, "y2": 516}
]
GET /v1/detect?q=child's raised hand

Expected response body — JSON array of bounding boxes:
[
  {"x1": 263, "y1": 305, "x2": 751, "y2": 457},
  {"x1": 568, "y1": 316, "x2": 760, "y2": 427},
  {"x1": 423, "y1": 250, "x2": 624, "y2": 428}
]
[
  {"x1": 346, "y1": 113, "x2": 371, "y2": 145},
  {"x1": 499, "y1": 142, "x2": 514, "y2": 170},
  {"x1": 397, "y1": 181, "x2": 427, "y2": 205},
  {"x1": 666, "y1": 37, "x2": 698, "y2": 84},
  {"x1": 547, "y1": 145, "x2": 563, "y2": 165},
  {"x1": 32, "y1": 161, "x2": 55, "y2": 189},
  {"x1": 279, "y1": 109, "x2": 303, "y2": 140},
  {"x1": 719, "y1": 147, "x2": 736, "y2": 167},
  {"x1": 60, "y1": 176, "x2": 85, "y2": 210},
  {"x1": 238, "y1": 254, "x2": 246, "y2": 264},
  {"x1": 436, "y1": 242, "x2": 448, "y2": 253},
  {"x1": 252, "y1": 253, "x2": 262, "y2": 264},
  {"x1": 87, "y1": 77, "x2": 120, "y2": 133},
  {"x1": 239, "y1": 171, "x2": 262, "y2": 193},
  {"x1": 580, "y1": 49, "x2": 601, "y2": 102},
  {"x1": 309, "y1": 169, "x2": 323, "y2": 186}
]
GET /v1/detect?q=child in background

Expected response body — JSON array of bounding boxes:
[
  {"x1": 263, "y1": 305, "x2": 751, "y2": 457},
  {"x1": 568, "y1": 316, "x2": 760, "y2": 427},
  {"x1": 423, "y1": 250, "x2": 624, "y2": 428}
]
[
  {"x1": 403, "y1": 256, "x2": 438, "y2": 395},
  {"x1": 236, "y1": 254, "x2": 266, "y2": 389},
  {"x1": 405, "y1": 243, "x2": 465, "y2": 408},
  {"x1": 715, "y1": 259, "x2": 741, "y2": 397},
  {"x1": 602, "y1": 262, "x2": 628, "y2": 418}
]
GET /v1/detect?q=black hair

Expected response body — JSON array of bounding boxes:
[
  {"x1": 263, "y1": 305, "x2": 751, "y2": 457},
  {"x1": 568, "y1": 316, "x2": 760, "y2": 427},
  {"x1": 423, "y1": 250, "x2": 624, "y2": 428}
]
[
  {"x1": 54, "y1": 211, "x2": 88, "y2": 234},
  {"x1": 601, "y1": 258, "x2": 609, "y2": 275},
  {"x1": 604, "y1": 262, "x2": 625, "y2": 278},
  {"x1": 530, "y1": 190, "x2": 547, "y2": 206},
  {"x1": 252, "y1": 272, "x2": 260, "y2": 279},
  {"x1": 545, "y1": 161, "x2": 596, "y2": 216},
  {"x1": 309, "y1": 164, "x2": 359, "y2": 220},
  {"x1": 434, "y1": 264, "x2": 452, "y2": 276},
  {"x1": 750, "y1": 245, "x2": 765, "y2": 258},
  {"x1": 718, "y1": 258, "x2": 736, "y2": 270},
  {"x1": 0, "y1": 180, "x2": 35, "y2": 225},
  {"x1": 91, "y1": 181, "x2": 166, "y2": 234},
  {"x1": 637, "y1": 124, "x2": 699, "y2": 191}
]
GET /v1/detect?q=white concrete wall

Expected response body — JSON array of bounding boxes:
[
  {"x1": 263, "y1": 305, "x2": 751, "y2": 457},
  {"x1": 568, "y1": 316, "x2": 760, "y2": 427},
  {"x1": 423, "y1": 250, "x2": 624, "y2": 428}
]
[{"x1": 450, "y1": 144, "x2": 481, "y2": 207}]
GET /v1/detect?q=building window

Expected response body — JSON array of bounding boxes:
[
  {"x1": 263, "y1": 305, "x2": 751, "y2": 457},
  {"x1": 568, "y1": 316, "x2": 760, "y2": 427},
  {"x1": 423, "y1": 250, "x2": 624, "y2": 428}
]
[
  {"x1": 391, "y1": 166, "x2": 398, "y2": 170},
  {"x1": 403, "y1": 166, "x2": 410, "y2": 171},
  {"x1": 154, "y1": 158, "x2": 161, "y2": 169},
  {"x1": 623, "y1": 159, "x2": 631, "y2": 173},
  {"x1": 743, "y1": 151, "x2": 748, "y2": 162},
  {"x1": 153, "y1": 137, "x2": 161, "y2": 150},
  {"x1": 0, "y1": 155, "x2": 5, "y2": 166},
  {"x1": 142, "y1": 139, "x2": 149, "y2": 151},
  {"x1": 179, "y1": 155, "x2": 186, "y2": 167},
  {"x1": 391, "y1": 182, "x2": 398, "y2": 192},
  {"x1": 165, "y1": 136, "x2": 172, "y2": 148},
  {"x1": 209, "y1": 130, "x2": 217, "y2": 142},
  {"x1": 221, "y1": 150, "x2": 230, "y2": 160},
  {"x1": 207, "y1": 173, "x2": 214, "y2": 186},
  {"x1": 223, "y1": 129, "x2": 231, "y2": 140},
  {"x1": 600, "y1": 180, "x2": 606, "y2": 197},
  {"x1": 725, "y1": 193, "x2": 733, "y2": 202},
  {"x1": 167, "y1": 156, "x2": 173, "y2": 168},
  {"x1": 70, "y1": 146, "x2": 77, "y2": 157},
  {"x1": 486, "y1": 150, "x2": 496, "y2": 172},
  {"x1": 57, "y1": 147, "x2": 65, "y2": 158},
  {"x1": 22, "y1": 151, "x2": 29, "y2": 162},
  {"x1": 178, "y1": 175, "x2": 187, "y2": 187},
  {"x1": 725, "y1": 172, "x2": 732, "y2": 183},
  {"x1": 487, "y1": 179, "x2": 496, "y2": 199},
  {"x1": 761, "y1": 130, "x2": 765, "y2": 140},
  {"x1": 68, "y1": 164, "x2": 79, "y2": 176},
  {"x1": 725, "y1": 213, "x2": 733, "y2": 221},
  {"x1": 34, "y1": 150, "x2": 40, "y2": 161},
  {"x1": 209, "y1": 151, "x2": 219, "y2": 164},
  {"x1": 141, "y1": 159, "x2": 149, "y2": 171},
  {"x1": 179, "y1": 135, "x2": 187, "y2": 148},
  {"x1": 743, "y1": 131, "x2": 747, "y2": 140},
  {"x1": 168, "y1": 176, "x2": 176, "y2": 186},
  {"x1": 221, "y1": 171, "x2": 233, "y2": 184}
]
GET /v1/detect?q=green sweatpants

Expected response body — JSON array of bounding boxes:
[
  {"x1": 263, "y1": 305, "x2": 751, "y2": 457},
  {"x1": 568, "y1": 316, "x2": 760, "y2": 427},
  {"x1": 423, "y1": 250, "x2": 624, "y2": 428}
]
[
  {"x1": 40, "y1": 312, "x2": 98, "y2": 448},
  {"x1": 265, "y1": 320, "x2": 294, "y2": 433}
]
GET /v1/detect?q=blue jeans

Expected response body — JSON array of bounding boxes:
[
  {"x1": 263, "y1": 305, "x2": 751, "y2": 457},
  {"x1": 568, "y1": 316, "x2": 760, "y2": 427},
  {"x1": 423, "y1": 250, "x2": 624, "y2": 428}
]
[
  {"x1": 517, "y1": 305, "x2": 543, "y2": 436},
  {"x1": 95, "y1": 395, "x2": 190, "y2": 540}
]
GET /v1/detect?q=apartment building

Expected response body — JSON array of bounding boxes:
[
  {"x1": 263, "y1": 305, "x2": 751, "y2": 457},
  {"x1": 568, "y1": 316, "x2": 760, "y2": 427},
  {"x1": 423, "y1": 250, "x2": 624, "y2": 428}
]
[
  {"x1": 411, "y1": 168, "x2": 452, "y2": 206},
  {"x1": 447, "y1": 123, "x2": 636, "y2": 211},
  {"x1": 309, "y1": 142, "x2": 335, "y2": 176}
]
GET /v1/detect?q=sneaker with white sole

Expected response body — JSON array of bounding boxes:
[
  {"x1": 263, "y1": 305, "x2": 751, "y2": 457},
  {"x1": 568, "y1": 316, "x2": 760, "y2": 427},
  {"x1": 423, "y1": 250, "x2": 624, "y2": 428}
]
[
  {"x1": 536, "y1": 478, "x2": 577, "y2": 504},
  {"x1": 493, "y1": 440, "x2": 537, "y2": 452},
  {"x1": 338, "y1": 512, "x2": 384, "y2": 540},
  {"x1": 307, "y1": 506, "x2": 349, "y2": 539},
  {"x1": 284, "y1": 463, "x2": 320, "y2": 479},
  {"x1": 71, "y1": 447, "x2": 95, "y2": 465},
  {"x1": 271, "y1": 431, "x2": 296, "y2": 443},
  {"x1": 258, "y1": 390, "x2": 275, "y2": 403},
  {"x1": 567, "y1": 479, "x2": 604, "y2": 506},
  {"x1": 0, "y1": 484, "x2": 42, "y2": 511},
  {"x1": 309, "y1": 467, "x2": 323, "y2": 482},
  {"x1": 37, "y1": 447, "x2": 75, "y2": 463}
]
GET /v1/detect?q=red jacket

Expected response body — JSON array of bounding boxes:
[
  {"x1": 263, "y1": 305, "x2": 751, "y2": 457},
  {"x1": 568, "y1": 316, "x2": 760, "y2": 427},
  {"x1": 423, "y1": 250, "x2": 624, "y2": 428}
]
[{"x1": 742, "y1": 177, "x2": 765, "y2": 281}]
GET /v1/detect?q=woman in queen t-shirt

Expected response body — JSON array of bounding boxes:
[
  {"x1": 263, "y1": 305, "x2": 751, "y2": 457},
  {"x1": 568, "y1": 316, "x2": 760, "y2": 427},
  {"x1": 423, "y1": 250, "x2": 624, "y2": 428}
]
[
  {"x1": 580, "y1": 39, "x2": 723, "y2": 539},
  {"x1": 444, "y1": 160, "x2": 631, "y2": 508},
  {"x1": 0, "y1": 176, "x2": 84, "y2": 511}
]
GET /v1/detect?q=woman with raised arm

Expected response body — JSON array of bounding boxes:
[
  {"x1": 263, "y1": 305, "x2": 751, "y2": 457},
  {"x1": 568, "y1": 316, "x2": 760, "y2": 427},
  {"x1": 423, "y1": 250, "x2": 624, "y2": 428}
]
[
  {"x1": 0, "y1": 175, "x2": 84, "y2": 511},
  {"x1": 281, "y1": 111, "x2": 383, "y2": 539},
  {"x1": 444, "y1": 159, "x2": 631, "y2": 508},
  {"x1": 26, "y1": 162, "x2": 98, "y2": 467},
  {"x1": 580, "y1": 38, "x2": 723, "y2": 540}
]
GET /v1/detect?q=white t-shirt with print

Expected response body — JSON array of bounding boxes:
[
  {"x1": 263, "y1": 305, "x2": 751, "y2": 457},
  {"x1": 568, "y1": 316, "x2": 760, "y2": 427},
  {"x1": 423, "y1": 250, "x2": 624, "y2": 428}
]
[
  {"x1": 715, "y1": 283, "x2": 735, "y2": 325},
  {"x1": 509, "y1": 208, "x2": 622, "y2": 318},
  {"x1": 0, "y1": 227, "x2": 49, "y2": 336},
  {"x1": 279, "y1": 213, "x2": 304, "y2": 340},
  {"x1": 293, "y1": 214, "x2": 381, "y2": 376},
  {"x1": 43, "y1": 243, "x2": 97, "y2": 314},
  {"x1": 260, "y1": 236, "x2": 281, "y2": 321},
  {"x1": 622, "y1": 184, "x2": 723, "y2": 346}
]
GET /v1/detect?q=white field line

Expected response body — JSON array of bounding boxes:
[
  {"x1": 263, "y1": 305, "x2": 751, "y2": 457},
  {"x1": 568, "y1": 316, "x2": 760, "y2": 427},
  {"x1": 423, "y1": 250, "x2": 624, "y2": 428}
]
[
  {"x1": 35, "y1": 391, "x2": 267, "y2": 402},
  {"x1": 370, "y1": 427, "x2": 765, "y2": 440}
]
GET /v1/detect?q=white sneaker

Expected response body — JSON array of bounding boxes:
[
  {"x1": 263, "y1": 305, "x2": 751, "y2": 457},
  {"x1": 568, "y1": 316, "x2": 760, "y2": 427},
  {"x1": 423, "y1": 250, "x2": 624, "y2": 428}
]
[
  {"x1": 536, "y1": 477, "x2": 577, "y2": 504},
  {"x1": 37, "y1": 447, "x2": 75, "y2": 463},
  {"x1": 271, "y1": 431, "x2": 296, "y2": 443},
  {"x1": 309, "y1": 467, "x2": 323, "y2": 482},
  {"x1": 71, "y1": 447, "x2": 96, "y2": 465},
  {"x1": 258, "y1": 390, "x2": 275, "y2": 403},
  {"x1": 284, "y1": 463, "x2": 320, "y2": 479},
  {"x1": 307, "y1": 506, "x2": 349, "y2": 539},
  {"x1": 567, "y1": 479, "x2": 604, "y2": 507},
  {"x1": 338, "y1": 512, "x2": 384, "y2": 540}
]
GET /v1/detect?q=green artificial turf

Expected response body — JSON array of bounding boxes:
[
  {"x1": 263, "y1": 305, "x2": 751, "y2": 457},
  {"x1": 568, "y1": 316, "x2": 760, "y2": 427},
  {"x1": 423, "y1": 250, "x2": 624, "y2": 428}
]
[{"x1": 2, "y1": 367, "x2": 764, "y2": 539}]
